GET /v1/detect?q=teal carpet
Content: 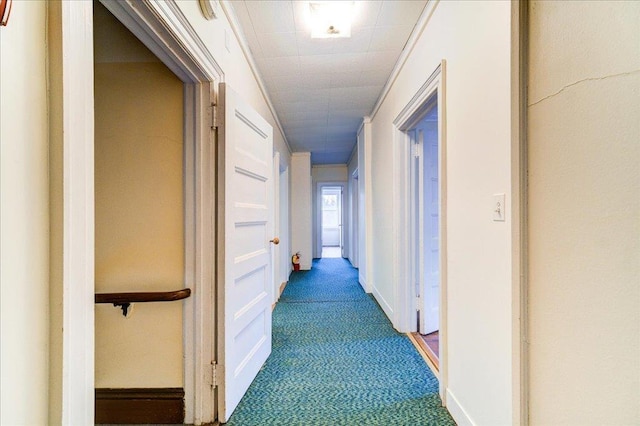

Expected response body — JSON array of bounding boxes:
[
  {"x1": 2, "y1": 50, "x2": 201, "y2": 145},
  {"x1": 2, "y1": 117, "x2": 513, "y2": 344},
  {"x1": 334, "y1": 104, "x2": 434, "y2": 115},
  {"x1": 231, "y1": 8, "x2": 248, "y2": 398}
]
[{"x1": 225, "y1": 258, "x2": 455, "y2": 425}]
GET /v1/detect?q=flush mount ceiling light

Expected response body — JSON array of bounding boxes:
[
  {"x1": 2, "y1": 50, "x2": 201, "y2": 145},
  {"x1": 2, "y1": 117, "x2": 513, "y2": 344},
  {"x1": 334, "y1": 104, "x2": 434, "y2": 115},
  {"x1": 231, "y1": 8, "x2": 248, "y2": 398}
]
[{"x1": 309, "y1": 1, "x2": 354, "y2": 39}]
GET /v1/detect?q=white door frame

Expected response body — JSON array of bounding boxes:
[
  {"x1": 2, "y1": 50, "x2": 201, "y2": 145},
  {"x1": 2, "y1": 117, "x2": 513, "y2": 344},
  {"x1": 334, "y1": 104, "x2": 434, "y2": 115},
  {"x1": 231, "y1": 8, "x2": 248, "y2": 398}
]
[
  {"x1": 68, "y1": 1, "x2": 223, "y2": 423},
  {"x1": 272, "y1": 152, "x2": 281, "y2": 304},
  {"x1": 315, "y1": 181, "x2": 347, "y2": 257},
  {"x1": 392, "y1": 61, "x2": 448, "y2": 402}
]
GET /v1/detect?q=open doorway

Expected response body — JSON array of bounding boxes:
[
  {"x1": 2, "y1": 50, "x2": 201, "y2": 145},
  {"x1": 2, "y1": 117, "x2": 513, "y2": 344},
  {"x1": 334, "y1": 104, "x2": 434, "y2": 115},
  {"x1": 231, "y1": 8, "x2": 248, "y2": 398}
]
[
  {"x1": 321, "y1": 186, "x2": 343, "y2": 258},
  {"x1": 410, "y1": 103, "x2": 440, "y2": 370},
  {"x1": 393, "y1": 62, "x2": 446, "y2": 384},
  {"x1": 91, "y1": 1, "x2": 218, "y2": 423}
]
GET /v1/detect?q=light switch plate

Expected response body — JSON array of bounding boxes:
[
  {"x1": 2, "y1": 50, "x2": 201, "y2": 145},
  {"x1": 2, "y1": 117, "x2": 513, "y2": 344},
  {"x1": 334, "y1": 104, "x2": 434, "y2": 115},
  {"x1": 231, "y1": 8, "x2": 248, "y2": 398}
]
[{"x1": 493, "y1": 193, "x2": 506, "y2": 222}]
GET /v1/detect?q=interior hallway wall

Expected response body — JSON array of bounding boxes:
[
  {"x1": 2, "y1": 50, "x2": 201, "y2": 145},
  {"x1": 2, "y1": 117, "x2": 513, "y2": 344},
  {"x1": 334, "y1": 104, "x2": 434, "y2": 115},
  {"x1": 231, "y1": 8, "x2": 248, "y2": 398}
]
[
  {"x1": 94, "y1": 4, "x2": 184, "y2": 387},
  {"x1": 347, "y1": 147, "x2": 358, "y2": 267},
  {"x1": 527, "y1": 2, "x2": 640, "y2": 423},
  {"x1": 357, "y1": 121, "x2": 372, "y2": 292},
  {"x1": 0, "y1": 1, "x2": 49, "y2": 423},
  {"x1": 311, "y1": 165, "x2": 348, "y2": 258},
  {"x1": 291, "y1": 153, "x2": 313, "y2": 269},
  {"x1": 279, "y1": 167, "x2": 291, "y2": 286},
  {"x1": 368, "y1": 2, "x2": 515, "y2": 424}
]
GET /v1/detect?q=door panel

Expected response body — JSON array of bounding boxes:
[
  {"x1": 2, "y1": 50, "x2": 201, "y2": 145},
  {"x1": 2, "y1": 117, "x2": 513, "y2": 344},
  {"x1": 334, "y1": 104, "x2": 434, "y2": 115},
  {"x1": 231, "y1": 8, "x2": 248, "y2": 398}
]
[
  {"x1": 217, "y1": 83, "x2": 273, "y2": 423},
  {"x1": 420, "y1": 120, "x2": 439, "y2": 334}
]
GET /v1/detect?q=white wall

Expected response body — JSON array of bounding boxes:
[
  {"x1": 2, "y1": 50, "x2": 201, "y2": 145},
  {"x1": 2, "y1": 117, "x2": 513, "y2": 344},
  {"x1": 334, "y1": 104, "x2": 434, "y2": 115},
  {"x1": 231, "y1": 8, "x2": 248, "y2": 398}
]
[
  {"x1": 0, "y1": 1, "x2": 50, "y2": 424},
  {"x1": 291, "y1": 153, "x2": 313, "y2": 269},
  {"x1": 357, "y1": 121, "x2": 372, "y2": 292},
  {"x1": 369, "y1": 2, "x2": 515, "y2": 424},
  {"x1": 528, "y1": 2, "x2": 640, "y2": 424},
  {"x1": 347, "y1": 147, "x2": 358, "y2": 267},
  {"x1": 311, "y1": 165, "x2": 348, "y2": 257},
  {"x1": 279, "y1": 167, "x2": 291, "y2": 286}
]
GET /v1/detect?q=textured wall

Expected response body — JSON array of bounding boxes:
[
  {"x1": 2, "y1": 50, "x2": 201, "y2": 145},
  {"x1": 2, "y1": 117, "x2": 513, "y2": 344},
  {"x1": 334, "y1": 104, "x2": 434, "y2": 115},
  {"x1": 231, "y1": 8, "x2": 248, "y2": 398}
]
[{"x1": 528, "y1": 1, "x2": 640, "y2": 423}]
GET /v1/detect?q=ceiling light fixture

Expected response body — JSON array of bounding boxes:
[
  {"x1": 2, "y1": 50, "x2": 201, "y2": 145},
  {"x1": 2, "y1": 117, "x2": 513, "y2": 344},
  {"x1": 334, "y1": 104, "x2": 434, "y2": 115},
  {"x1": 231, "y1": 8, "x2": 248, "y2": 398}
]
[{"x1": 309, "y1": 1, "x2": 354, "y2": 39}]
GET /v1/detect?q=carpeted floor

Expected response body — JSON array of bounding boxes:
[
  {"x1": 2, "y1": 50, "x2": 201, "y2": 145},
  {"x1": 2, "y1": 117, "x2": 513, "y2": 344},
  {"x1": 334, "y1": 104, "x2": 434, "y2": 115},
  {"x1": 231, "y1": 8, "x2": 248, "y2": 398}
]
[{"x1": 225, "y1": 258, "x2": 455, "y2": 425}]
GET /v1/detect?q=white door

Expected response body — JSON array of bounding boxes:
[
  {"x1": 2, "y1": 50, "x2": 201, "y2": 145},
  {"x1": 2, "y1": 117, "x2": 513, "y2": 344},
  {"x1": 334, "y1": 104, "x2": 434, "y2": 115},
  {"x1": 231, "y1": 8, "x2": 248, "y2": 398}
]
[
  {"x1": 217, "y1": 83, "x2": 274, "y2": 423},
  {"x1": 419, "y1": 118, "x2": 439, "y2": 334}
]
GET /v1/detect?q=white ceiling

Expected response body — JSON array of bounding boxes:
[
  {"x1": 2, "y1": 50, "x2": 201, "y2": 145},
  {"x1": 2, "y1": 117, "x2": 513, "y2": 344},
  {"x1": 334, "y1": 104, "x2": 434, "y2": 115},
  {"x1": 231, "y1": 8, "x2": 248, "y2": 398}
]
[{"x1": 230, "y1": 0, "x2": 428, "y2": 164}]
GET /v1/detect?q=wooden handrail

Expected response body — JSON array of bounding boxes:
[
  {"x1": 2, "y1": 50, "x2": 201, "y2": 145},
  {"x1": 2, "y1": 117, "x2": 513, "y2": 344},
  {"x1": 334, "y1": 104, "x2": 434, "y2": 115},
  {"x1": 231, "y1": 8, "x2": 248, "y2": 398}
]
[{"x1": 95, "y1": 288, "x2": 191, "y2": 316}]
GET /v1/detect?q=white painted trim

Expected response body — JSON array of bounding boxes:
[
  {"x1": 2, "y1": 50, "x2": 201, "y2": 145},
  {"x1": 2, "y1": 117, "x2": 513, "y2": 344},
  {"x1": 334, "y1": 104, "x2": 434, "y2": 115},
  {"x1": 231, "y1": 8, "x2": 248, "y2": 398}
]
[
  {"x1": 219, "y1": 0, "x2": 292, "y2": 155},
  {"x1": 346, "y1": 142, "x2": 357, "y2": 167},
  {"x1": 272, "y1": 152, "x2": 281, "y2": 304},
  {"x1": 512, "y1": 2, "x2": 528, "y2": 424},
  {"x1": 370, "y1": 0, "x2": 439, "y2": 120},
  {"x1": 391, "y1": 61, "x2": 448, "y2": 404},
  {"x1": 61, "y1": 2, "x2": 95, "y2": 423},
  {"x1": 358, "y1": 275, "x2": 368, "y2": 292},
  {"x1": 446, "y1": 388, "x2": 475, "y2": 426},
  {"x1": 97, "y1": 2, "x2": 219, "y2": 423},
  {"x1": 372, "y1": 284, "x2": 394, "y2": 320}
]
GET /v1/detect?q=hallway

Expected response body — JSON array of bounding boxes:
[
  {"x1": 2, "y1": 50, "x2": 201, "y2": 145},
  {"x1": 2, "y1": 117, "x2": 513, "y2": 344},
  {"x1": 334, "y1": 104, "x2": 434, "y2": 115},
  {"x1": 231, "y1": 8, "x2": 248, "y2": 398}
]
[{"x1": 226, "y1": 259, "x2": 454, "y2": 425}]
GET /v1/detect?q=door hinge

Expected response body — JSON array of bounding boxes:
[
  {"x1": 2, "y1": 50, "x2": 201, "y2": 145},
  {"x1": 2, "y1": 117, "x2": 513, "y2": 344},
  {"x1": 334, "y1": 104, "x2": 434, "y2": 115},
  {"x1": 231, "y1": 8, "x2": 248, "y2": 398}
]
[
  {"x1": 413, "y1": 143, "x2": 421, "y2": 158},
  {"x1": 208, "y1": 104, "x2": 219, "y2": 129},
  {"x1": 207, "y1": 361, "x2": 218, "y2": 388}
]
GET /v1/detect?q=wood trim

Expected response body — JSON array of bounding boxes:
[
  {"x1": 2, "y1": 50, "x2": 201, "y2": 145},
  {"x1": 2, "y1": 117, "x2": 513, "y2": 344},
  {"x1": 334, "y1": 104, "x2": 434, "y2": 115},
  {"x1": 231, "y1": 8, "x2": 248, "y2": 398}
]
[
  {"x1": 407, "y1": 333, "x2": 439, "y2": 378},
  {"x1": 0, "y1": 0, "x2": 12, "y2": 26},
  {"x1": 95, "y1": 288, "x2": 191, "y2": 304},
  {"x1": 410, "y1": 332, "x2": 439, "y2": 372},
  {"x1": 95, "y1": 388, "x2": 185, "y2": 424}
]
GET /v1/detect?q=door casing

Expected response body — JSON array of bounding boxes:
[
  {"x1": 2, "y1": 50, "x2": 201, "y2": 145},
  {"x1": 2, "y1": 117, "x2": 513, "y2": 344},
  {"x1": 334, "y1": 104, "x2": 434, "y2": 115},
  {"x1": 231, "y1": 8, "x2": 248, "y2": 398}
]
[{"x1": 392, "y1": 60, "x2": 448, "y2": 402}]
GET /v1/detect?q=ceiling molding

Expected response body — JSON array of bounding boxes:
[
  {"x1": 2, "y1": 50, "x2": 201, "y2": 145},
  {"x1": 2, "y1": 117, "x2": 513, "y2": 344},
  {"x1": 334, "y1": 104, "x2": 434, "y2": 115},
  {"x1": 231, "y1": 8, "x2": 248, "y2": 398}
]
[
  {"x1": 219, "y1": 0, "x2": 292, "y2": 155},
  {"x1": 369, "y1": 0, "x2": 439, "y2": 121}
]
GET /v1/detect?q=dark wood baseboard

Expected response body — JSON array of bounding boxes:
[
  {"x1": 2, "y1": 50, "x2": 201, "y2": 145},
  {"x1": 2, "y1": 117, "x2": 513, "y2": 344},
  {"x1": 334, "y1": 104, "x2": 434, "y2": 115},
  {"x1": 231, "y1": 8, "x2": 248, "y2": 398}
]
[{"x1": 95, "y1": 388, "x2": 184, "y2": 424}]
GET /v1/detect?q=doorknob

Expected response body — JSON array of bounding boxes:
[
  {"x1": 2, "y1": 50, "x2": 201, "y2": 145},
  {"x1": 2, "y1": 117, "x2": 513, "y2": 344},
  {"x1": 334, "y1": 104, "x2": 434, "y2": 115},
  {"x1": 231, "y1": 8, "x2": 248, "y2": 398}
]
[{"x1": 270, "y1": 237, "x2": 280, "y2": 245}]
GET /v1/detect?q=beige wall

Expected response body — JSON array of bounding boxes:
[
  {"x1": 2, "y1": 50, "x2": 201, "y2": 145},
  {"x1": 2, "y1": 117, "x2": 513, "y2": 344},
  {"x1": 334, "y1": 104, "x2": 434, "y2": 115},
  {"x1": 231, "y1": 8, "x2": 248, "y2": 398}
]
[
  {"x1": 94, "y1": 5, "x2": 184, "y2": 387},
  {"x1": 0, "y1": 1, "x2": 50, "y2": 424},
  {"x1": 291, "y1": 153, "x2": 313, "y2": 269},
  {"x1": 369, "y1": 1, "x2": 515, "y2": 424},
  {"x1": 528, "y1": 2, "x2": 640, "y2": 424}
]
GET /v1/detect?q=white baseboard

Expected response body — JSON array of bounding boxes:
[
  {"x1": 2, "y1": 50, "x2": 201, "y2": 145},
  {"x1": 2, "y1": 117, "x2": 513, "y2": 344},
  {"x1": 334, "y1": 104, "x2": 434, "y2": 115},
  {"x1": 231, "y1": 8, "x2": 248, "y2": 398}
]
[
  {"x1": 300, "y1": 262, "x2": 312, "y2": 270},
  {"x1": 359, "y1": 273, "x2": 370, "y2": 293},
  {"x1": 446, "y1": 388, "x2": 475, "y2": 426},
  {"x1": 372, "y1": 284, "x2": 393, "y2": 320}
]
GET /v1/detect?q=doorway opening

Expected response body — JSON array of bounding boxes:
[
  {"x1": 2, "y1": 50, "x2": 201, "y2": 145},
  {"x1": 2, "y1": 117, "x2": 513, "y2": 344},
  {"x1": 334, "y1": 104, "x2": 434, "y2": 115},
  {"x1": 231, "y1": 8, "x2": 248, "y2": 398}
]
[
  {"x1": 392, "y1": 62, "x2": 446, "y2": 391},
  {"x1": 410, "y1": 103, "x2": 441, "y2": 370},
  {"x1": 321, "y1": 186, "x2": 343, "y2": 258},
  {"x1": 92, "y1": 1, "x2": 219, "y2": 423}
]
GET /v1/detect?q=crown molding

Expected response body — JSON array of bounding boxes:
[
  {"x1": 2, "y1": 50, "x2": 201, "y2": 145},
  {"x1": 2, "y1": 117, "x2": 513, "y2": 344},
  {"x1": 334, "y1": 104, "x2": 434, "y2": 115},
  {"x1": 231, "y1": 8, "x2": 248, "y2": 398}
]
[
  {"x1": 219, "y1": 0, "x2": 292, "y2": 155},
  {"x1": 369, "y1": 0, "x2": 439, "y2": 121}
]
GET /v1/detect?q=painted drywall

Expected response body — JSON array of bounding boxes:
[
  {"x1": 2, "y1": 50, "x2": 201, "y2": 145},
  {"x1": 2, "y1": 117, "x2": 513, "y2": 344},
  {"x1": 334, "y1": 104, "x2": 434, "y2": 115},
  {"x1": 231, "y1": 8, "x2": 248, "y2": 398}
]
[
  {"x1": 279, "y1": 166, "x2": 291, "y2": 286},
  {"x1": 528, "y1": 2, "x2": 640, "y2": 424},
  {"x1": 291, "y1": 153, "x2": 313, "y2": 269},
  {"x1": 368, "y1": 2, "x2": 515, "y2": 424},
  {"x1": 347, "y1": 147, "x2": 358, "y2": 267},
  {"x1": 357, "y1": 121, "x2": 372, "y2": 292},
  {"x1": 311, "y1": 165, "x2": 348, "y2": 257},
  {"x1": 0, "y1": 1, "x2": 49, "y2": 423},
  {"x1": 94, "y1": 57, "x2": 184, "y2": 387}
]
